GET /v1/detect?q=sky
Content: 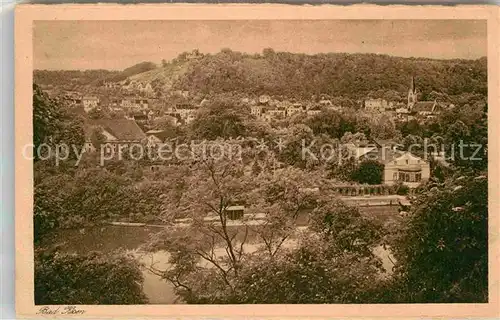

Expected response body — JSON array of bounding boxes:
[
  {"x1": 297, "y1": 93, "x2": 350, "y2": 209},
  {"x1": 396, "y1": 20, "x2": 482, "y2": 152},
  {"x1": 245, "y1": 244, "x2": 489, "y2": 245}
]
[{"x1": 33, "y1": 20, "x2": 487, "y2": 70}]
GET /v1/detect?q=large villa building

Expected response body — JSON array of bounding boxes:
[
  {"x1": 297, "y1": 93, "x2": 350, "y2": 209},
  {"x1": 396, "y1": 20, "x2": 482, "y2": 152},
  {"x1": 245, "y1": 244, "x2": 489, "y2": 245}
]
[
  {"x1": 382, "y1": 151, "x2": 430, "y2": 188},
  {"x1": 351, "y1": 141, "x2": 431, "y2": 188}
]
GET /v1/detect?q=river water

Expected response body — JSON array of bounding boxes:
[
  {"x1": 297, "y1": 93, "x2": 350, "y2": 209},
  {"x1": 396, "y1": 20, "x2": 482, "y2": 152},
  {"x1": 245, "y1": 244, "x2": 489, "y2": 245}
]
[{"x1": 42, "y1": 223, "x2": 396, "y2": 304}]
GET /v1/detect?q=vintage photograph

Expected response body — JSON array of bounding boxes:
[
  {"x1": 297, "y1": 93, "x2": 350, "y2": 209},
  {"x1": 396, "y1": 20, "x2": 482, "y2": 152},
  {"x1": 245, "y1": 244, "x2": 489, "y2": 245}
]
[{"x1": 30, "y1": 18, "x2": 489, "y2": 307}]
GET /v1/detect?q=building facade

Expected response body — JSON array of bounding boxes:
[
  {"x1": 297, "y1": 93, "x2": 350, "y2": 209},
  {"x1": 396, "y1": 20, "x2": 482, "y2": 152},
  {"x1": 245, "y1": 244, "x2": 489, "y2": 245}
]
[{"x1": 383, "y1": 151, "x2": 430, "y2": 188}]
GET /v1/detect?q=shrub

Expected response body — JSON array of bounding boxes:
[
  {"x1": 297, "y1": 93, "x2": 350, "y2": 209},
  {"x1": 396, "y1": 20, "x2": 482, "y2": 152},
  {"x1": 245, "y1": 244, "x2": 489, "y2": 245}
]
[{"x1": 35, "y1": 249, "x2": 148, "y2": 305}]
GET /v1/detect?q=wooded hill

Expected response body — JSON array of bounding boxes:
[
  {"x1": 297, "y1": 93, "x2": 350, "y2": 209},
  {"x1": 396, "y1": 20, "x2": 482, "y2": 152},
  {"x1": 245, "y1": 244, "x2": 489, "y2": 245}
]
[
  {"x1": 34, "y1": 50, "x2": 487, "y2": 101},
  {"x1": 34, "y1": 61, "x2": 158, "y2": 87}
]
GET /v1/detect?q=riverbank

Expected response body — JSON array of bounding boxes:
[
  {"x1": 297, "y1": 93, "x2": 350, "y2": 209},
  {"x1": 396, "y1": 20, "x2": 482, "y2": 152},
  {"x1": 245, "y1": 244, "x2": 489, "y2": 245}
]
[{"x1": 40, "y1": 223, "x2": 397, "y2": 304}]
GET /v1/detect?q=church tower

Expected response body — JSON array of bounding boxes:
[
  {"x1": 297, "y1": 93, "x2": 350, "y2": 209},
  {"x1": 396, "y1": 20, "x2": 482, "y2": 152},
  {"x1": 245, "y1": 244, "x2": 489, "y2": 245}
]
[{"x1": 407, "y1": 76, "x2": 417, "y2": 110}]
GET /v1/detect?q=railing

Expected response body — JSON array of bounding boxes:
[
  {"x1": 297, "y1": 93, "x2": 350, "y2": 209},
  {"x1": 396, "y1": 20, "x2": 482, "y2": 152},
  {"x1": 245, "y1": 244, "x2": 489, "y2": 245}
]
[{"x1": 326, "y1": 184, "x2": 396, "y2": 197}]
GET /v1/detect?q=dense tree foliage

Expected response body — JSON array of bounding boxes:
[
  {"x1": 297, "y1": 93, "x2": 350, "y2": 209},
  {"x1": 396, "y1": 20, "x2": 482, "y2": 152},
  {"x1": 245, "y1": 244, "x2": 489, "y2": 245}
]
[
  {"x1": 119, "y1": 61, "x2": 157, "y2": 80},
  {"x1": 33, "y1": 84, "x2": 85, "y2": 160},
  {"x1": 35, "y1": 249, "x2": 148, "y2": 304},
  {"x1": 226, "y1": 239, "x2": 383, "y2": 304},
  {"x1": 351, "y1": 160, "x2": 384, "y2": 185},
  {"x1": 34, "y1": 164, "x2": 179, "y2": 243},
  {"x1": 391, "y1": 173, "x2": 488, "y2": 302},
  {"x1": 189, "y1": 98, "x2": 250, "y2": 140},
  {"x1": 174, "y1": 50, "x2": 486, "y2": 99},
  {"x1": 146, "y1": 161, "x2": 386, "y2": 304},
  {"x1": 306, "y1": 110, "x2": 356, "y2": 139}
]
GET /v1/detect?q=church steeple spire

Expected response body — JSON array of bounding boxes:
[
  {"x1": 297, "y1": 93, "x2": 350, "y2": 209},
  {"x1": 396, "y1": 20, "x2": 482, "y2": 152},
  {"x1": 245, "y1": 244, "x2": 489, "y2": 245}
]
[{"x1": 408, "y1": 75, "x2": 417, "y2": 109}]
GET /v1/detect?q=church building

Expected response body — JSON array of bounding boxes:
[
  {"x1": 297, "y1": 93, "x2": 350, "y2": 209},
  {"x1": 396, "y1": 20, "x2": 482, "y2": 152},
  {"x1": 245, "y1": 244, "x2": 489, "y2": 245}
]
[
  {"x1": 407, "y1": 76, "x2": 418, "y2": 109},
  {"x1": 398, "y1": 76, "x2": 443, "y2": 121}
]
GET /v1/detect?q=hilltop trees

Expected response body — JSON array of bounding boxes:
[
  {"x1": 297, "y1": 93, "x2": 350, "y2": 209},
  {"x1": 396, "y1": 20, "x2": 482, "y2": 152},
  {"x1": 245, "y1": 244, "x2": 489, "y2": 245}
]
[
  {"x1": 121, "y1": 61, "x2": 157, "y2": 77},
  {"x1": 172, "y1": 50, "x2": 486, "y2": 100},
  {"x1": 34, "y1": 61, "x2": 157, "y2": 85}
]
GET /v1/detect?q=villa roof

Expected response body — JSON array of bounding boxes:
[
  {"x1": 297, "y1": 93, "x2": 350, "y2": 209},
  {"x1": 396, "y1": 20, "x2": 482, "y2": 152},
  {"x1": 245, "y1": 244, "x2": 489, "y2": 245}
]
[{"x1": 381, "y1": 150, "x2": 428, "y2": 164}]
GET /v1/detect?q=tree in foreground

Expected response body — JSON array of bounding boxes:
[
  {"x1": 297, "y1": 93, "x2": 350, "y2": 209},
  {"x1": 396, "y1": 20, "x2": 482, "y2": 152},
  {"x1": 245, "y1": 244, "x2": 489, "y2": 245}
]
[
  {"x1": 225, "y1": 199, "x2": 384, "y2": 304},
  {"x1": 33, "y1": 84, "x2": 85, "y2": 160},
  {"x1": 392, "y1": 172, "x2": 488, "y2": 302},
  {"x1": 35, "y1": 249, "x2": 148, "y2": 304},
  {"x1": 145, "y1": 159, "x2": 386, "y2": 303}
]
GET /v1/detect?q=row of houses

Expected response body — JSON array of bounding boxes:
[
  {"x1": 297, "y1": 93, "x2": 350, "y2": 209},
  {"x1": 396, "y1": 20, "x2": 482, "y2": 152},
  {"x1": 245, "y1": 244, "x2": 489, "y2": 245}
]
[
  {"x1": 66, "y1": 94, "x2": 153, "y2": 114},
  {"x1": 104, "y1": 79, "x2": 192, "y2": 99},
  {"x1": 164, "y1": 104, "x2": 198, "y2": 124},
  {"x1": 103, "y1": 80, "x2": 156, "y2": 96},
  {"x1": 63, "y1": 89, "x2": 200, "y2": 125},
  {"x1": 249, "y1": 97, "x2": 342, "y2": 121},
  {"x1": 121, "y1": 81, "x2": 155, "y2": 96},
  {"x1": 249, "y1": 77, "x2": 450, "y2": 123}
]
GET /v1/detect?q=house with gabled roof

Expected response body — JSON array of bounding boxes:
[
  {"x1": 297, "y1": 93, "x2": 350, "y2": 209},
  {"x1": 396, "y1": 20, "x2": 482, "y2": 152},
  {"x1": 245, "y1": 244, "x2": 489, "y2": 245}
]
[
  {"x1": 84, "y1": 119, "x2": 147, "y2": 152},
  {"x1": 345, "y1": 142, "x2": 377, "y2": 160},
  {"x1": 82, "y1": 96, "x2": 99, "y2": 113},
  {"x1": 411, "y1": 100, "x2": 443, "y2": 120},
  {"x1": 251, "y1": 105, "x2": 263, "y2": 117}
]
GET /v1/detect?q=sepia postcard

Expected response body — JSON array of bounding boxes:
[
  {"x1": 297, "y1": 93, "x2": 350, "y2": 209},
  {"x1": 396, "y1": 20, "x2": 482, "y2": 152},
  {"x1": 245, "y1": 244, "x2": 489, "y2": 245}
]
[{"x1": 15, "y1": 4, "x2": 500, "y2": 319}]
